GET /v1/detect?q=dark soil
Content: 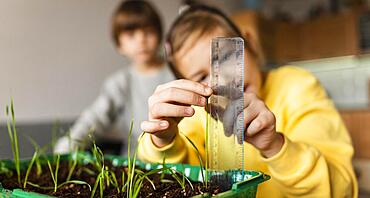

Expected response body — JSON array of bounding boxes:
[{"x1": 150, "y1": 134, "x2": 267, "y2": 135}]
[{"x1": 0, "y1": 160, "x2": 222, "y2": 197}]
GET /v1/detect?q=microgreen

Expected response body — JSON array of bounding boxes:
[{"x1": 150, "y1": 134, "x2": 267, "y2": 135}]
[
  {"x1": 23, "y1": 150, "x2": 38, "y2": 188},
  {"x1": 47, "y1": 154, "x2": 60, "y2": 192},
  {"x1": 5, "y1": 98, "x2": 21, "y2": 185},
  {"x1": 181, "y1": 132, "x2": 207, "y2": 187}
]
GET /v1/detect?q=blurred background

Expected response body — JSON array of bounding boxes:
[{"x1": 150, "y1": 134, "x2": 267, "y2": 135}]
[{"x1": 0, "y1": 0, "x2": 369, "y2": 196}]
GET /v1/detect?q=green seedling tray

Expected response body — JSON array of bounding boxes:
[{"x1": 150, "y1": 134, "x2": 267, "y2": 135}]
[{"x1": 0, "y1": 153, "x2": 269, "y2": 198}]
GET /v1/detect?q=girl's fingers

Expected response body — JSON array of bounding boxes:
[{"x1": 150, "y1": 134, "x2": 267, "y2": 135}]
[
  {"x1": 244, "y1": 100, "x2": 263, "y2": 127},
  {"x1": 246, "y1": 111, "x2": 275, "y2": 137},
  {"x1": 140, "y1": 120, "x2": 169, "y2": 133},
  {"x1": 149, "y1": 87, "x2": 207, "y2": 108},
  {"x1": 155, "y1": 79, "x2": 212, "y2": 97},
  {"x1": 150, "y1": 103, "x2": 194, "y2": 119}
]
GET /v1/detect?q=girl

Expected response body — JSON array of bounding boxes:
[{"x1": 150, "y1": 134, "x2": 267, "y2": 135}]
[
  {"x1": 54, "y1": 0, "x2": 175, "y2": 155},
  {"x1": 138, "y1": 5, "x2": 357, "y2": 197}
]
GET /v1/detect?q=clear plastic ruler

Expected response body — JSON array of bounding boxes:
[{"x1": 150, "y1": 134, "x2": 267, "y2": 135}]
[{"x1": 207, "y1": 37, "x2": 245, "y2": 190}]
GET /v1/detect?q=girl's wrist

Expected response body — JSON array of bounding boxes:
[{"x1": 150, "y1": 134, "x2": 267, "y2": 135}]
[
  {"x1": 151, "y1": 131, "x2": 177, "y2": 148},
  {"x1": 260, "y1": 132, "x2": 284, "y2": 158}
]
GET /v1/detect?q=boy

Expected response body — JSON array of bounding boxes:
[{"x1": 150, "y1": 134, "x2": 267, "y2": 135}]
[{"x1": 55, "y1": 0, "x2": 174, "y2": 155}]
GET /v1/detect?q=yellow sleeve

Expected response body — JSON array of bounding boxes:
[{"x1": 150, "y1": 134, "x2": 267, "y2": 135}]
[
  {"x1": 262, "y1": 67, "x2": 357, "y2": 197},
  {"x1": 138, "y1": 106, "x2": 205, "y2": 165}
]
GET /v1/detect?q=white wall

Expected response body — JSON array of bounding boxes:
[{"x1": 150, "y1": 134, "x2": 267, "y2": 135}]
[{"x1": 0, "y1": 0, "x2": 181, "y2": 123}]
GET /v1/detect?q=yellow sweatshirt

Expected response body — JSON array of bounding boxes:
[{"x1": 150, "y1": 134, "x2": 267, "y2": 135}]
[{"x1": 138, "y1": 66, "x2": 358, "y2": 197}]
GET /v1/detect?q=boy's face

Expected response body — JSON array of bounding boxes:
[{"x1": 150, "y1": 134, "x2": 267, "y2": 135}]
[
  {"x1": 118, "y1": 28, "x2": 159, "y2": 65},
  {"x1": 173, "y1": 28, "x2": 262, "y2": 94}
]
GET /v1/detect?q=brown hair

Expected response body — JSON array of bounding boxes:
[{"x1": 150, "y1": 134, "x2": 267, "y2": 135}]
[
  {"x1": 111, "y1": 0, "x2": 163, "y2": 47},
  {"x1": 166, "y1": 5, "x2": 260, "y2": 69}
]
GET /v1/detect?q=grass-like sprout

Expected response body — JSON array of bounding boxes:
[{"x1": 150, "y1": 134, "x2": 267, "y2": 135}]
[
  {"x1": 90, "y1": 165, "x2": 121, "y2": 198},
  {"x1": 27, "y1": 180, "x2": 91, "y2": 192},
  {"x1": 26, "y1": 135, "x2": 48, "y2": 177},
  {"x1": 91, "y1": 166, "x2": 105, "y2": 198},
  {"x1": 26, "y1": 151, "x2": 90, "y2": 193},
  {"x1": 117, "y1": 120, "x2": 152, "y2": 198},
  {"x1": 66, "y1": 147, "x2": 79, "y2": 182},
  {"x1": 23, "y1": 150, "x2": 38, "y2": 188},
  {"x1": 170, "y1": 168, "x2": 194, "y2": 190},
  {"x1": 125, "y1": 121, "x2": 136, "y2": 198},
  {"x1": 47, "y1": 154, "x2": 60, "y2": 193},
  {"x1": 160, "y1": 155, "x2": 194, "y2": 191},
  {"x1": 89, "y1": 134, "x2": 121, "y2": 198},
  {"x1": 5, "y1": 98, "x2": 21, "y2": 185},
  {"x1": 181, "y1": 132, "x2": 207, "y2": 188},
  {"x1": 65, "y1": 130, "x2": 79, "y2": 181},
  {"x1": 124, "y1": 122, "x2": 148, "y2": 198}
]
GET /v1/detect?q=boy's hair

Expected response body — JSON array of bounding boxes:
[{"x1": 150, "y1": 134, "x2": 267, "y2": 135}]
[
  {"x1": 166, "y1": 4, "x2": 263, "y2": 69},
  {"x1": 111, "y1": 0, "x2": 163, "y2": 47}
]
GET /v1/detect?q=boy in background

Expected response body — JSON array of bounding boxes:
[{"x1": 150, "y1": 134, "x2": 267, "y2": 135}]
[{"x1": 55, "y1": 0, "x2": 174, "y2": 155}]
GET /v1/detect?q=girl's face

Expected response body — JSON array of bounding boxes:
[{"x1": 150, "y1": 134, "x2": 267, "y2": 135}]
[
  {"x1": 118, "y1": 28, "x2": 159, "y2": 65},
  {"x1": 173, "y1": 28, "x2": 262, "y2": 95}
]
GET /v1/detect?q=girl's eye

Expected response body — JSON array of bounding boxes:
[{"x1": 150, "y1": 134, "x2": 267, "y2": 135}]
[{"x1": 198, "y1": 75, "x2": 208, "y2": 83}]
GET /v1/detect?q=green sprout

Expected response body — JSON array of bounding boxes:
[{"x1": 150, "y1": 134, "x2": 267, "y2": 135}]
[
  {"x1": 89, "y1": 134, "x2": 121, "y2": 198},
  {"x1": 5, "y1": 98, "x2": 21, "y2": 185},
  {"x1": 117, "y1": 120, "x2": 153, "y2": 198},
  {"x1": 26, "y1": 135, "x2": 48, "y2": 177},
  {"x1": 160, "y1": 155, "x2": 193, "y2": 191},
  {"x1": 27, "y1": 180, "x2": 91, "y2": 192},
  {"x1": 91, "y1": 166, "x2": 105, "y2": 198},
  {"x1": 47, "y1": 154, "x2": 60, "y2": 192},
  {"x1": 23, "y1": 150, "x2": 38, "y2": 188},
  {"x1": 66, "y1": 147, "x2": 79, "y2": 182},
  {"x1": 181, "y1": 132, "x2": 207, "y2": 188}
]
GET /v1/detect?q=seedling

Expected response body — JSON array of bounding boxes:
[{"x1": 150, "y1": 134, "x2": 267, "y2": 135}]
[
  {"x1": 26, "y1": 135, "x2": 48, "y2": 177},
  {"x1": 5, "y1": 98, "x2": 21, "y2": 185},
  {"x1": 47, "y1": 154, "x2": 60, "y2": 192},
  {"x1": 160, "y1": 155, "x2": 193, "y2": 191},
  {"x1": 182, "y1": 132, "x2": 207, "y2": 188},
  {"x1": 89, "y1": 133, "x2": 120, "y2": 198},
  {"x1": 27, "y1": 180, "x2": 91, "y2": 192},
  {"x1": 66, "y1": 147, "x2": 79, "y2": 182},
  {"x1": 23, "y1": 150, "x2": 38, "y2": 188}
]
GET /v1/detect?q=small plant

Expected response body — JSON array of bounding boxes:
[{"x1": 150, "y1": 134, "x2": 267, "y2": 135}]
[
  {"x1": 47, "y1": 154, "x2": 60, "y2": 193},
  {"x1": 89, "y1": 133, "x2": 120, "y2": 198},
  {"x1": 23, "y1": 150, "x2": 38, "y2": 188},
  {"x1": 5, "y1": 98, "x2": 21, "y2": 185},
  {"x1": 66, "y1": 149, "x2": 79, "y2": 182},
  {"x1": 66, "y1": 130, "x2": 80, "y2": 182},
  {"x1": 160, "y1": 155, "x2": 193, "y2": 191},
  {"x1": 182, "y1": 132, "x2": 207, "y2": 188},
  {"x1": 26, "y1": 135, "x2": 48, "y2": 177},
  {"x1": 124, "y1": 121, "x2": 151, "y2": 198}
]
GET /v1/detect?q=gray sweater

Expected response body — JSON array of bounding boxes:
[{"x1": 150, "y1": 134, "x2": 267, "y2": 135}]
[{"x1": 54, "y1": 64, "x2": 175, "y2": 155}]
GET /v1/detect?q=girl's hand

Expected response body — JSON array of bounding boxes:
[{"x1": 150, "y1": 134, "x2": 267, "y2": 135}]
[
  {"x1": 243, "y1": 92, "x2": 284, "y2": 158},
  {"x1": 140, "y1": 79, "x2": 213, "y2": 147}
]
